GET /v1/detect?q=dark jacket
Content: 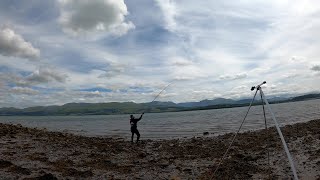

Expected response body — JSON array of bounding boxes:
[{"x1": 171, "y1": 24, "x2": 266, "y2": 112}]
[{"x1": 130, "y1": 114, "x2": 143, "y2": 129}]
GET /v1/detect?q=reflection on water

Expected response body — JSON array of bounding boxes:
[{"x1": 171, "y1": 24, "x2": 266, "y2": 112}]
[{"x1": 0, "y1": 99, "x2": 319, "y2": 140}]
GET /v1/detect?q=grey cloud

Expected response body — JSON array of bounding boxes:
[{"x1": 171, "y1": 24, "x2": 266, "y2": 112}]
[
  {"x1": 0, "y1": 28, "x2": 40, "y2": 60},
  {"x1": 26, "y1": 67, "x2": 67, "y2": 84},
  {"x1": 311, "y1": 65, "x2": 320, "y2": 72},
  {"x1": 98, "y1": 62, "x2": 127, "y2": 78},
  {"x1": 10, "y1": 87, "x2": 39, "y2": 95},
  {"x1": 291, "y1": 56, "x2": 306, "y2": 63},
  {"x1": 1, "y1": 67, "x2": 67, "y2": 87},
  {"x1": 0, "y1": 79, "x2": 9, "y2": 94},
  {"x1": 0, "y1": 72, "x2": 25, "y2": 86},
  {"x1": 0, "y1": 81, "x2": 4, "y2": 88},
  {"x1": 58, "y1": 0, "x2": 135, "y2": 36}
]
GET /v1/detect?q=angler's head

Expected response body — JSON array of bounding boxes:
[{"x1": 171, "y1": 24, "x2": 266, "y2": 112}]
[{"x1": 130, "y1": 115, "x2": 134, "y2": 119}]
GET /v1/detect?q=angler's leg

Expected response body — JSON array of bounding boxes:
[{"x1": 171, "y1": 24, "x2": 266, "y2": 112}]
[
  {"x1": 131, "y1": 132, "x2": 134, "y2": 143},
  {"x1": 136, "y1": 129, "x2": 140, "y2": 143},
  {"x1": 131, "y1": 128, "x2": 134, "y2": 143}
]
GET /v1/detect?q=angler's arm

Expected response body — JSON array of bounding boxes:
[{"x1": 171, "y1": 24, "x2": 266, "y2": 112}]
[{"x1": 138, "y1": 112, "x2": 144, "y2": 121}]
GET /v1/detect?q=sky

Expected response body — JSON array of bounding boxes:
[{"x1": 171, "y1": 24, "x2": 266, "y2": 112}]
[{"x1": 0, "y1": 0, "x2": 320, "y2": 108}]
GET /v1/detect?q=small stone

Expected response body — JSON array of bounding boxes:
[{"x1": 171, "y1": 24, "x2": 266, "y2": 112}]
[
  {"x1": 138, "y1": 152, "x2": 146, "y2": 158},
  {"x1": 182, "y1": 168, "x2": 193, "y2": 173},
  {"x1": 35, "y1": 173, "x2": 58, "y2": 180},
  {"x1": 0, "y1": 160, "x2": 13, "y2": 168}
]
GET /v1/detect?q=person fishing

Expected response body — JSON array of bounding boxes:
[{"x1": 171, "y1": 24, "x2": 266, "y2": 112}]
[
  {"x1": 130, "y1": 112, "x2": 144, "y2": 143},
  {"x1": 128, "y1": 80, "x2": 174, "y2": 143}
]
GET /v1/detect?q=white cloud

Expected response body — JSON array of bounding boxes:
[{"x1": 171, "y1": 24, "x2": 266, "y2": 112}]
[
  {"x1": 282, "y1": 73, "x2": 299, "y2": 79},
  {"x1": 169, "y1": 57, "x2": 193, "y2": 66},
  {"x1": 2, "y1": 0, "x2": 320, "y2": 108},
  {"x1": 81, "y1": 91, "x2": 103, "y2": 98},
  {"x1": 58, "y1": 0, "x2": 135, "y2": 36},
  {"x1": 219, "y1": 73, "x2": 248, "y2": 80},
  {"x1": 155, "y1": 0, "x2": 178, "y2": 32},
  {"x1": 0, "y1": 27, "x2": 40, "y2": 60},
  {"x1": 153, "y1": 0, "x2": 320, "y2": 97},
  {"x1": 167, "y1": 57, "x2": 207, "y2": 80}
]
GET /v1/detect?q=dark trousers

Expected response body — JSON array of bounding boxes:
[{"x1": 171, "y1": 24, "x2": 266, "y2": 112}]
[{"x1": 131, "y1": 127, "x2": 140, "y2": 142}]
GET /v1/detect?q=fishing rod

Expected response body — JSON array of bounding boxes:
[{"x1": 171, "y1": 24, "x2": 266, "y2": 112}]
[
  {"x1": 150, "y1": 80, "x2": 175, "y2": 103},
  {"x1": 140, "y1": 80, "x2": 175, "y2": 114}
]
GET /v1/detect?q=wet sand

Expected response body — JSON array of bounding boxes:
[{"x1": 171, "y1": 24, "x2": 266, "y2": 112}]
[{"x1": 0, "y1": 119, "x2": 320, "y2": 179}]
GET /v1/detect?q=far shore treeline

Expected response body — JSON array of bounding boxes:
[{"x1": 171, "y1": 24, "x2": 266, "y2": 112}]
[{"x1": 0, "y1": 93, "x2": 319, "y2": 116}]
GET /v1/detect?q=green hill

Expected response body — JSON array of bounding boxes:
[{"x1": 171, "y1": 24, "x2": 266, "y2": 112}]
[
  {"x1": 0, "y1": 93, "x2": 319, "y2": 116},
  {"x1": 0, "y1": 102, "x2": 184, "y2": 116}
]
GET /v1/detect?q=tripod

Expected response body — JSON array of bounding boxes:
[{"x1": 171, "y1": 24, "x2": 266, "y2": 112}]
[{"x1": 212, "y1": 81, "x2": 298, "y2": 180}]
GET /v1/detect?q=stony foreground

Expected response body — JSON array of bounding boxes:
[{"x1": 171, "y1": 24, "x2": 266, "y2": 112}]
[{"x1": 0, "y1": 119, "x2": 320, "y2": 179}]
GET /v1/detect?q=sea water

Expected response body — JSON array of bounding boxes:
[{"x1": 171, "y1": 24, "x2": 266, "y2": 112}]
[{"x1": 0, "y1": 99, "x2": 319, "y2": 140}]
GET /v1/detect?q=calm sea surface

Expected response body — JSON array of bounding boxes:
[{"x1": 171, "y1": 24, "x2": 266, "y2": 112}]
[{"x1": 0, "y1": 99, "x2": 319, "y2": 140}]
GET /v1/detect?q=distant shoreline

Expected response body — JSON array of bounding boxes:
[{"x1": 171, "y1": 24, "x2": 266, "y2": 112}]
[
  {"x1": 0, "y1": 119, "x2": 319, "y2": 179},
  {"x1": 0, "y1": 97, "x2": 319, "y2": 116}
]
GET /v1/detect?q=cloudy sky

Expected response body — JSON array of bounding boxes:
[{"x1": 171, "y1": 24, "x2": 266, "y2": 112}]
[{"x1": 0, "y1": 0, "x2": 320, "y2": 108}]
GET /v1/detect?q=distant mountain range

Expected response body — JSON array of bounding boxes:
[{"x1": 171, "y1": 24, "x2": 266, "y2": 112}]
[
  {"x1": 176, "y1": 96, "x2": 290, "y2": 107},
  {"x1": 0, "y1": 93, "x2": 319, "y2": 116}
]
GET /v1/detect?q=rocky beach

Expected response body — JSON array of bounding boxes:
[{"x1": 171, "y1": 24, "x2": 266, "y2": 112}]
[{"x1": 0, "y1": 119, "x2": 320, "y2": 179}]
